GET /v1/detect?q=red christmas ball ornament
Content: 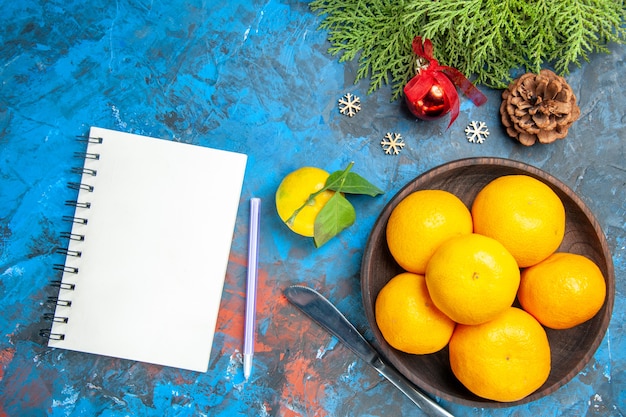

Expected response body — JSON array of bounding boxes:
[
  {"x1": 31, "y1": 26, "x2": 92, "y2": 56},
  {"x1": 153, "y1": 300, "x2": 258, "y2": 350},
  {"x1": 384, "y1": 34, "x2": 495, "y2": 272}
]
[
  {"x1": 404, "y1": 37, "x2": 487, "y2": 127},
  {"x1": 405, "y1": 71, "x2": 456, "y2": 120}
]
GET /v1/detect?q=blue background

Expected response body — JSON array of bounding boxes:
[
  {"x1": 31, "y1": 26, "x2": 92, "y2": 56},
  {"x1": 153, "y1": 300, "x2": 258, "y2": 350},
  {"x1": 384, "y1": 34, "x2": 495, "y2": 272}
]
[{"x1": 0, "y1": 0, "x2": 624, "y2": 416}]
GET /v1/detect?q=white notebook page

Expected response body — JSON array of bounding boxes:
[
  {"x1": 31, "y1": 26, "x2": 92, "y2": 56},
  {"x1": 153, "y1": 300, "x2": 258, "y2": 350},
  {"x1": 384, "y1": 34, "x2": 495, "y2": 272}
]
[{"x1": 48, "y1": 126, "x2": 247, "y2": 372}]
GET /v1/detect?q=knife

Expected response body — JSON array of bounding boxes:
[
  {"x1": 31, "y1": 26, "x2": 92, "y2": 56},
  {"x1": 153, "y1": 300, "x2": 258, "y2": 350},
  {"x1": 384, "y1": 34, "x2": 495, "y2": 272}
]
[{"x1": 284, "y1": 285, "x2": 454, "y2": 417}]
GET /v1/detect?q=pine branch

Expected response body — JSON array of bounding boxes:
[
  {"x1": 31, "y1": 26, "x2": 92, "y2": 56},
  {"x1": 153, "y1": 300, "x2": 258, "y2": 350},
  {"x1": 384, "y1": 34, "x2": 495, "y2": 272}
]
[{"x1": 310, "y1": 0, "x2": 626, "y2": 97}]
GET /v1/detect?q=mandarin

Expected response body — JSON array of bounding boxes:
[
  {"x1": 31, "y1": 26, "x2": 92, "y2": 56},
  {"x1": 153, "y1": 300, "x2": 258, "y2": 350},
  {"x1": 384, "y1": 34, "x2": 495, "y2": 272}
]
[
  {"x1": 425, "y1": 233, "x2": 520, "y2": 325},
  {"x1": 449, "y1": 307, "x2": 551, "y2": 402},
  {"x1": 472, "y1": 175, "x2": 565, "y2": 268},
  {"x1": 275, "y1": 167, "x2": 335, "y2": 237},
  {"x1": 518, "y1": 252, "x2": 606, "y2": 329},
  {"x1": 375, "y1": 272, "x2": 456, "y2": 354},
  {"x1": 386, "y1": 189, "x2": 472, "y2": 274}
]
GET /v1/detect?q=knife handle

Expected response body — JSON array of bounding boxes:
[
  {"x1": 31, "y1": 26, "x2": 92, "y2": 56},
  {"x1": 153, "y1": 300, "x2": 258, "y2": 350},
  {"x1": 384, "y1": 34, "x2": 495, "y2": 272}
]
[{"x1": 373, "y1": 357, "x2": 455, "y2": 417}]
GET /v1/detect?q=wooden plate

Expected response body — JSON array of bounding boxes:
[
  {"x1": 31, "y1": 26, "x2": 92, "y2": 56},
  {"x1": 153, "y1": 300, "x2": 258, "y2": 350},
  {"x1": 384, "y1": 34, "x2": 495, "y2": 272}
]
[{"x1": 361, "y1": 157, "x2": 615, "y2": 407}]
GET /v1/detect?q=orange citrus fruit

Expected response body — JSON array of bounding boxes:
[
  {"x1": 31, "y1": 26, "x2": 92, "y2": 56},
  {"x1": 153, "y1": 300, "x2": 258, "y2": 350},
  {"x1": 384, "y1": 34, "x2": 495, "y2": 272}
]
[
  {"x1": 425, "y1": 233, "x2": 520, "y2": 325},
  {"x1": 471, "y1": 175, "x2": 565, "y2": 268},
  {"x1": 275, "y1": 167, "x2": 335, "y2": 237},
  {"x1": 386, "y1": 189, "x2": 473, "y2": 274},
  {"x1": 518, "y1": 252, "x2": 606, "y2": 329},
  {"x1": 449, "y1": 307, "x2": 551, "y2": 402},
  {"x1": 375, "y1": 272, "x2": 456, "y2": 354}
]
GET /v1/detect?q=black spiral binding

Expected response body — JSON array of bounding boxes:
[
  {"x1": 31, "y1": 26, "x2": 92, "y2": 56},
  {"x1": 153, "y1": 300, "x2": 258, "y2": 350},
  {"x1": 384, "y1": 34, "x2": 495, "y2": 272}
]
[
  {"x1": 60, "y1": 232, "x2": 85, "y2": 241},
  {"x1": 65, "y1": 201, "x2": 91, "y2": 209},
  {"x1": 62, "y1": 215, "x2": 88, "y2": 225},
  {"x1": 40, "y1": 134, "x2": 103, "y2": 343},
  {"x1": 43, "y1": 313, "x2": 69, "y2": 323},
  {"x1": 52, "y1": 264, "x2": 79, "y2": 274},
  {"x1": 71, "y1": 167, "x2": 97, "y2": 177},
  {"x1": 55, "y1": 248, "x2": 82, "y2": 258},
  {"x1": 67, "y1": 182, "x2": 94, "y2": 192}
]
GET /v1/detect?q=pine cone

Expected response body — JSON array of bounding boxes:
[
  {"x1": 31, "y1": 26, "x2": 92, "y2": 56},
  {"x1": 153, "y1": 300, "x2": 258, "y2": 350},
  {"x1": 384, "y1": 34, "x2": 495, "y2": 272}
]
[{"x1": 500, "y1": 69, "x2": 580, "y2": 146}]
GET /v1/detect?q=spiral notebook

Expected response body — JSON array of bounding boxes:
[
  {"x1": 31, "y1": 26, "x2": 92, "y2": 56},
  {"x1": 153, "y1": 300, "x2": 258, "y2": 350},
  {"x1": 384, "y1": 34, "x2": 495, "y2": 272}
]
[{"x1": 44, "y1": 126, "x2": 247, "y2": 372}]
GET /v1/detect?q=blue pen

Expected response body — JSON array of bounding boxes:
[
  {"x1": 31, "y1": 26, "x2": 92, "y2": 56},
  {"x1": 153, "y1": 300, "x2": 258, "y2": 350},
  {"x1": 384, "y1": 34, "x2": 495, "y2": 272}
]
[{"x1": 243, "y1": 198, "x2": 261, "y2": 380}]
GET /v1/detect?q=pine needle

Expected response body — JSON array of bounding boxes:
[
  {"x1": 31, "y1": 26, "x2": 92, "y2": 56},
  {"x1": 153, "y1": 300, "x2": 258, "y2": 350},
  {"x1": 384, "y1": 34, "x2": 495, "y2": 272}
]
[{"x1": 310, "y1": 0, "x2": 626, "y2": 99}]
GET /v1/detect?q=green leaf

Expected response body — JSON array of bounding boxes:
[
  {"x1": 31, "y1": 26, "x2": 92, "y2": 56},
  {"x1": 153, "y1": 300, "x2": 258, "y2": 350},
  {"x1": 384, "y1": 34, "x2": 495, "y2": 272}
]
[
  {"x1": 327, "y1": 171, "x2": 384, "y2": 196},
  {"x1": 313, "y1": 193, "x2": 356, "y2": 247},
  {"x1": 324, "y1": 162, "x2": 354, "y2": 192}
]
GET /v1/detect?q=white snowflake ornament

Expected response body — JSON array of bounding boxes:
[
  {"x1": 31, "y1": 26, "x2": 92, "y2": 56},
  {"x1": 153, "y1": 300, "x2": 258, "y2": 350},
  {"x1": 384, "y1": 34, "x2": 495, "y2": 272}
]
[
  {"x1": 381, "y1": 132, "x2": 405, "y2": 155},
  {"x1": 338, "y1": 93, "x2": 361, "y2": 117},
  {"x1": 465, "y1": 121, "x2": 490, "y2": 144}
]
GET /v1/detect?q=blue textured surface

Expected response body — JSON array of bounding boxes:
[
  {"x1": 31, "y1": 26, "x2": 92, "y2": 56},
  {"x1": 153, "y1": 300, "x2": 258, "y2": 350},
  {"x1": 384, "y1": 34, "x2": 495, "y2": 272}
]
[{"x1": 0, "y1": 1, "x2": 624, "y2": 416}]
